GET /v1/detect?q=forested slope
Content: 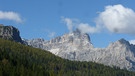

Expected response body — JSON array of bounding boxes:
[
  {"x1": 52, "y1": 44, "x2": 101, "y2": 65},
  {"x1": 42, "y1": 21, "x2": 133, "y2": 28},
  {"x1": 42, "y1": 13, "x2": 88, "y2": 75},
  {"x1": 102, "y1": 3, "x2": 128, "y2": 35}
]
[{"x1": 0, "y1": 39, "x2": 135, "y2": 76}]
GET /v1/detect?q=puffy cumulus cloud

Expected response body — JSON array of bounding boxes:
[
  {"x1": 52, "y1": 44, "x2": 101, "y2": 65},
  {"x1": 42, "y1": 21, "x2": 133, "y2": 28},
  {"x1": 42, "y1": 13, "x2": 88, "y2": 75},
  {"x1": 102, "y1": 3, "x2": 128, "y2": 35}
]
[
  {"x1": 129, "y1": 40, "x2": 135, "y2": 45},
  {"x1": 0, "y1": 11, "x2": 23, "y2": 23},
  {"x1": 96, "y1": 4, "x2": 135, "y2": 34},
  {"x1": 62, "y1": 17, "x2": 100, "y2": 34}
]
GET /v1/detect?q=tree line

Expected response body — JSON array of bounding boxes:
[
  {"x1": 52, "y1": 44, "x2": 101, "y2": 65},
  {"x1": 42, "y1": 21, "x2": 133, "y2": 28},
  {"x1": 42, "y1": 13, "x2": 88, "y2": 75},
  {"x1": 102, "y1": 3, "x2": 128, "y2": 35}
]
[{"x1": 0, "y1": 38, "x2": 135, "y2": 76}]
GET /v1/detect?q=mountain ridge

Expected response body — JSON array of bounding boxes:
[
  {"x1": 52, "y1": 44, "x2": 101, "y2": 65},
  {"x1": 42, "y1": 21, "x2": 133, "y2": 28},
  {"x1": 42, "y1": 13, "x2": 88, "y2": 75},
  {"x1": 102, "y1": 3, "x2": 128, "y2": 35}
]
[
  {"x1": 0, "y1": 24, "x2": 135, "y2": 71},
  {"x1": 1, "y1": 38, "x2": 135, "y2": 76},
  {"x1": 23, "y1": 29, "x2": 135, "y2": 71}
]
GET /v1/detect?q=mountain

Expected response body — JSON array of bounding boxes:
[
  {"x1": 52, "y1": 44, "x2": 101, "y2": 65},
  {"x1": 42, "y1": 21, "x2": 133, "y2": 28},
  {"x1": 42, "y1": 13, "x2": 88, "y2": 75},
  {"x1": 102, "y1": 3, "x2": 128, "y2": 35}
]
[
  {"x1": 23, "y1": 29, "x2": 93, "y2": 60},
  {"x1": 1, "y1": 38, "x2": 135, "y2": 76},
  {"x1": 0, "y1": 24, "x2": 135, "y2": 75},
  {"x1": 98, "y1": 39, "x2": 135, "y2": 70},
  {"x1": 23, "y1": 29, "x2": 135, "y2": 71},
  {"x1": 0, "y1": 24, "x2": 23, "y2": 43}
]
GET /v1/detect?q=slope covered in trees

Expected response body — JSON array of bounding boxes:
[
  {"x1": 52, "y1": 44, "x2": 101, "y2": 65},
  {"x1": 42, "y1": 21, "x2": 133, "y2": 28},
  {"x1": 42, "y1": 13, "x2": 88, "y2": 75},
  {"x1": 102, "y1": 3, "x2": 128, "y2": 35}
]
[{"x1": 0, "y1": 39, "x2": 135, "y2": 76}]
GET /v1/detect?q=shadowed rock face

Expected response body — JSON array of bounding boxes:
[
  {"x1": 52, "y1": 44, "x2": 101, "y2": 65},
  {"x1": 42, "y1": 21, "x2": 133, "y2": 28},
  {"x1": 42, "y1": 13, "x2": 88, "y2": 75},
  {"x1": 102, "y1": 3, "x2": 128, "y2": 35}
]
[
  {"x1": 0, "y1": 24, "x2": 23, "y2": 43},
  {"x1": 23, "y1": 29, "x2": 135, "y2": 71}
]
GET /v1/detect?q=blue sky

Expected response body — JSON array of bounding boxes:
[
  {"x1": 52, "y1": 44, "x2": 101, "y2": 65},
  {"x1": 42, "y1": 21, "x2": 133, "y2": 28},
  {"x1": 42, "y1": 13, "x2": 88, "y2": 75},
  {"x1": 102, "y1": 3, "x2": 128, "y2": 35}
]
[{"x1": 0, "y1": 0, "x2": 135, "y2": 48}]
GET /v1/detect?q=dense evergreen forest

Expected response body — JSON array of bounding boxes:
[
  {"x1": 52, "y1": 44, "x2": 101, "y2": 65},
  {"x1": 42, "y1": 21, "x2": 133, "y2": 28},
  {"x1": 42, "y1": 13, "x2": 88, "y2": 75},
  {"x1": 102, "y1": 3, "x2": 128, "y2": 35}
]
[{"x1": 0, "y1": 39, "x2": 135, "y2": 76}]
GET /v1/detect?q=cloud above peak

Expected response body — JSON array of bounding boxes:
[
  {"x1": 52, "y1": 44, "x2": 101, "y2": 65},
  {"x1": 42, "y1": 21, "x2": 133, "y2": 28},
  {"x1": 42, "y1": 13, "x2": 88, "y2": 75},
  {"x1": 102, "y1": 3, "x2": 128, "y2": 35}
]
[
  {"x1": 62, "y1": 17, "x2": 100, "y2": 34},
  {"x1": 62, "y1": 4, "x2": 135, "y2": 35},
  {"x1": 97, "y1": 4, "x2": 135, "y2": 34},
  {"x1": 0, "y1": 11, "x2": 23, "y2": 23},
  {"x1": 78, "y1": 23, "x2": 100, "y2": 34},
  {"x1": 62, "y1": 17, "x2": 74, "y2": 32}
]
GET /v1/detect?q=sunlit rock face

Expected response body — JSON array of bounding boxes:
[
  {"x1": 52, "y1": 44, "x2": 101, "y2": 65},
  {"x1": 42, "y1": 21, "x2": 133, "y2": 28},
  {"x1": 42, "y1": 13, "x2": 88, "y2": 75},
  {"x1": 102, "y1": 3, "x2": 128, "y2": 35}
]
[
  {"x1": 98, "y1": 39, "x2": 135, "y2": 70},
  {"x1": 23, "y1": 29, "x2": 135, "y2": 71},
  {"x1": 0, "y1": 24, "x2": 23, "y2": 43}
]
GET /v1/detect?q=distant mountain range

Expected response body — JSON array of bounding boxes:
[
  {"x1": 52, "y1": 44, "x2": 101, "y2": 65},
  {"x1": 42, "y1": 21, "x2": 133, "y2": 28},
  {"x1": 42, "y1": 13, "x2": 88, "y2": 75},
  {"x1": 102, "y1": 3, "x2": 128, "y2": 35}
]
[
  {"x1": 1, "y1": 36, "x2": 135, "y2": 76},
  {"x1": 0, "y1": 24, "x2": 135, "y2": 71},
  {"x1": 23, "y1": 29, "x2": 135, "y2": 71}
]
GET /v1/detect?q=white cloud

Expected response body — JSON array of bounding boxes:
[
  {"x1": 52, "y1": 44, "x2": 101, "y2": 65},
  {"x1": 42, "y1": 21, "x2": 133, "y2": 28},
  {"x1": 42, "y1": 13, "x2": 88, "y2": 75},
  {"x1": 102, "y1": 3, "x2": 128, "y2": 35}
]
[
  {"x1": 129, "y1": 40, "x2": 135, "y2": 45},
  {"x1": 0, "y1": 11, "x2": 23, "y2": 23},
  {"x1": 62, "y1": 17, "x2": 100, "y2": 34},
  {"x1": 96, "y1": 4, "x2": 135, "y2": 34},
  {"x1": 62, "y1": 4, "x2": 135, "y2": 34},
  {"x1": 62, "y1": 17, "x2": 74, "y2": 32},
  {"x1": 48, "y1": 32, "x2": 56, "y2": 38},
  {"x1": 78, "y1": 23, "x2": 100, "y2": 34}
]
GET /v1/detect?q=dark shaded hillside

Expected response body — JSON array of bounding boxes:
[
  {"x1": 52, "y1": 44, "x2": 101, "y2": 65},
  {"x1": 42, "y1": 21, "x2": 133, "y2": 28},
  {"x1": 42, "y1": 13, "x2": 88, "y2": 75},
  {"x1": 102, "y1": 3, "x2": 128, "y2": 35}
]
[{"x1": 0, "y1": 39, "x2": 135, "y2": 76}]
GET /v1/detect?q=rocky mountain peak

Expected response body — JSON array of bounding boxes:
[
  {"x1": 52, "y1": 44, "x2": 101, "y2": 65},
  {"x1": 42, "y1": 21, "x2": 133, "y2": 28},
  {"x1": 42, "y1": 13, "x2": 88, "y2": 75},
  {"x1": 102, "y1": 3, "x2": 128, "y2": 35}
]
[
  {"x1": 0, "y1": 24, "x2": 23, "y2": 43},
  {"x1": 46, "y1": 29, "x2": 92, "y2": 46},
  {"x1": 69, "y1": 28, "x2": 91, "y2": 44},
  {"x1": 108, "y1": 38, "x2": 131, "y2": 48},
  {"x1": 105, "y1": 39, "x2": 135, "y2": 70},
  {"x1": 72, "y1": 28, "x2": 81, "y2": 34},
  {"x1": 22, "y1": 28, "x2": 135, "y2": 71},
  {"x1": 118, "y1": 38, "x2": 130, "y2": 45}
]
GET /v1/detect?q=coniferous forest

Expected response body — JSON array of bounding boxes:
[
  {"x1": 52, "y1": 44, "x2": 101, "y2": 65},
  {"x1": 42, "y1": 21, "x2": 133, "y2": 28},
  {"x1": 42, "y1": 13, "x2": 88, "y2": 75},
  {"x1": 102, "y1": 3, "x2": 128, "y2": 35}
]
[{"x1": 0, "y1": 39, "x2": 135, "y2": 76}]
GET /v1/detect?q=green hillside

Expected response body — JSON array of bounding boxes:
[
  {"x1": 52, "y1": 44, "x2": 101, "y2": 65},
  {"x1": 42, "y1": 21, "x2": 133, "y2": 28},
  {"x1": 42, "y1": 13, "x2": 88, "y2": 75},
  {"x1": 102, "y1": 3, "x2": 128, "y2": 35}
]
[{"x1": 0, "y1": 39, "x2": 135, "y2": 76}]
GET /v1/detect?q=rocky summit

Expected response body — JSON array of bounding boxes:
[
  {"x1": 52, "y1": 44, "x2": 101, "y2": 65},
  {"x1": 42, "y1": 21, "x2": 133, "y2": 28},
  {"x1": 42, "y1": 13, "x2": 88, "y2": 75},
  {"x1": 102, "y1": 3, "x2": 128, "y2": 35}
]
[
  {"x1": 0, "y1": 24, "x2": 23, "y2": 43},
  {"x1": 23, "y1": 29, "x2": 135, "y2": 71}
]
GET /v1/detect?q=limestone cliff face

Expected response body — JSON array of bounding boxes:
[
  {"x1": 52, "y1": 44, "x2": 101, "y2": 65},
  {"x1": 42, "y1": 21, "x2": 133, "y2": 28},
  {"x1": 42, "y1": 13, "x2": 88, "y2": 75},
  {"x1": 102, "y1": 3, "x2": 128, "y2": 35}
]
[
  {"x1": 97, "y1": 39, "x2": 135, "y2": 70},
  {"x1": 23, "y1": 29, "x2": 135, "y2": 71},
  {"x1": 0, "y1": 24, "x2": 23, "y2": 43}
]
